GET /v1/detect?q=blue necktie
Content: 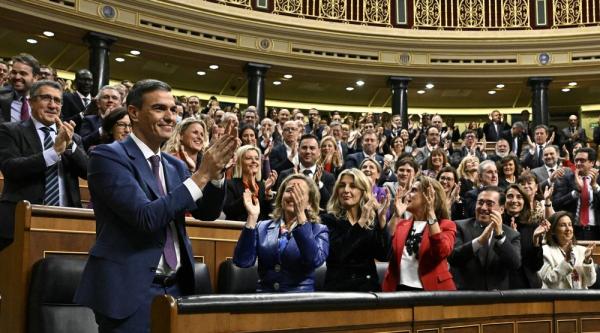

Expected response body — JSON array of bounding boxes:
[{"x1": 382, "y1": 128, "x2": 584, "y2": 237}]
[
  {"x1": 149, "y1": 155, "x2": 178, "y2": 270},
  {"x1": 41, "y1": 127, "x2": 59, "y2": 206}
]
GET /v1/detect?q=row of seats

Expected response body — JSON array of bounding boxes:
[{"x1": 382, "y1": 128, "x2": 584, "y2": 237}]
[{"x1": 26, "y1": 256, "x2": 389, "y2": 333}]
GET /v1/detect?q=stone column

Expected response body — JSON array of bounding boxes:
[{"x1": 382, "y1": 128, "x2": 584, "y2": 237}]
[
  {"x1": 528, "y1": 77, "x2": 552, "y2": 126},
  {"x1": 388, "y1": 76, "x2": 411, "y2": 129},
  {"x1": 84, "y1": 32, "x2": 117, "y2": 96},
  {"x1": 245, "y1": 63, "x2": 271, "y2": 119}
]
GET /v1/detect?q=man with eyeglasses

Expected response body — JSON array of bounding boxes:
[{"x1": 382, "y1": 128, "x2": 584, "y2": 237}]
[
  {"x1": 0, "y1": 80, "x2": 88, "y2": 250},
  {"x1": 269, "y1": 120, "x2": 300, "y2": 173},
  {"x1": 553, "y1": 147, "x2": 600, "y2": 240},
  {"x1": 450, "y1": 129, "x2": 486, "y2": 167},
  {"x1": 449, "y1": 186, "x2": 521, "y2": 290},
  {"x1": 0, "y1": 53, "x2": 39, "y2": 123},
  {"x1": 79, "y1": 85, "x2": 123, "y2": 150}
]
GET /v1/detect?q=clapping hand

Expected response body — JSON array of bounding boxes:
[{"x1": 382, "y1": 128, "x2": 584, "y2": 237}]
[
  {"x1": 193, "y1": 119, "x2": 238, "y2": 185},
  {"x1": 264, "y1": 170, "x2": 278, "y2": 192},
  {"x1": 584, "y1": 243, "x2": 596, "y2": 264},
  {"x1": 533, "y1": 219, "x2": 550, "y2": 246},
  {"x1": 243, "y1": 189, "x2": 260, "y2": 228},
  {"x1": 290, "y1": 182, "x2": 308, "y2": 225},
  {"x1": 377, "y1": 188, "x2": 391, "y2": 228},
  {"x1": 53, "y1": 119, "x2": 76, "y2": 154},
  {"x1": 423, "y1": 184, "x2": 436, "y2": 220}
]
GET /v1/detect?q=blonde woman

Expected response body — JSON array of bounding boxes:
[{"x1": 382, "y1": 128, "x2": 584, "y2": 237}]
[
  {"x1": 318, "y1": 135, "x2": 343, "y2": 176},
  {"x1": 233, "y1": 174, "x2": 329, "y2": 292},
  {"x1": 163, "y1": 118, "x2": 209, "y2": 172},
  {"x1": 321, "y1": 169, "x2": 390, "y2": 291},
  {"x1": 223, "y1": 145, "x2": 277, "y2": 222},
  {"x1": 456, "y1": 155, "x2": 479, "y2": 198}
]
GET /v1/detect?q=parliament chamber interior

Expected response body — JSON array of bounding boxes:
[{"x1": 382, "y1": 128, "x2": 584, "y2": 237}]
[{"x1": 2, "y1": 0, "x2": 600, "y2": 332}]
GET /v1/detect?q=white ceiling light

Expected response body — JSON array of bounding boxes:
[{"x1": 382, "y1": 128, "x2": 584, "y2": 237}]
[
  {"x1": 273, "y1": 81, "x2": 282, "y2": 85},
  {"x1": 346, "y1": 87, "x2": 354, "y2": 91},
  {"x1": 209, "y1": 64, "x2": 219, "y2": 70},
  {"x1": 42, "y1": 31, "x2": 54, "y2": 37},
  {"x1": 130, "y1": 50, "x2": 141, "y2": 56},
  {"x1": 115, "y1": 57, "x2": 125, "y2": 62},
  {"x1": 496, "y1": 83, "x2": 505, "y2": 89},
  {"x1": 488, "y1": 90, "x2": 496, "y2": 95},
  {"x1": 26, "y1": 38, "x2": 38, "y2": 44},
  {"x1": 283, "y1": 74, "x2": 293, "y2": 79},
  {"x1": 417, "y1": 90, "x2": 426, "y2": 94},
  {"x1": 562, "y1": 88, "x2": 571, "y2": 92},
  {"x1": 356, "y1": 80, "x2": 365, "y2": 86},
  {"x1": 425, "y1": 83, "x2": 434, "y2": 89},
  {"x1": 568, "y1": 82, "x2": 577, "y2": 86},
  {"x1": 196, "y1": 71, "x2": 206, "y2": 76}
]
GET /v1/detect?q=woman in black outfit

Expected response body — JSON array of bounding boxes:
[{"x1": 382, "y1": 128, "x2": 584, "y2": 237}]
[
  {"x1": 321, "y1": 168, "x2": 390, "y2": 291},
  {"x1": 223, "y1": 145, "x2": 277, "y2": 221},
  {"x1": 503, "y1": 184, "x2": 550, "y2": 288}
]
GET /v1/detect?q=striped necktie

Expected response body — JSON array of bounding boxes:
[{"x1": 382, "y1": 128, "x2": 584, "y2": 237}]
[{"x1": 41, "y1": 127, "x2": 60, "y2": 206}]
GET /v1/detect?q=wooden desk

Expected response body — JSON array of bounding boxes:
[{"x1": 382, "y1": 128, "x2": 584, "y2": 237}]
[{"x1": 0, "y1": 201, "x2": 244, "y2": 333}]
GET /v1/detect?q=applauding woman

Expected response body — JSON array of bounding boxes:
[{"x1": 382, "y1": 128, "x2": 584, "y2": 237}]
[
  {"x1": 224, "y1": 145, "x2": 277, "y2": 221},
  {"x1": 539, "y1": 211, "x2": 596, "y2": 289},
  {"x1": 321, "y1": 169, "x2": 390, "y2": 291},
  {"x1": 382, "y1": 176, "x2": 457, "y2": 291},
  {"x1": 164, "y1": 118, "x2": 208, "y2": 172},
  {"x1": 233, "y1": 174, "x2": 329, "y2": 292},
  {"x1": 318, "y1": 136, "x2": 343, "y2": 176}
]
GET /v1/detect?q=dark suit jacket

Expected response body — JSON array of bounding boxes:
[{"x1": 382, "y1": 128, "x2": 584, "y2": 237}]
[
  {"x1": 382, "y1": 218, "x2": 456, "y2": 291},
  {"x1": 450, "y1": 147, "x2": 486, "y2": 168},
  {"x1": 233, "y1": 219, "x2": 329, "y2": 292},
  {"x1": 320, "y1": 212, "x2": 390, "y2": 292},
  {"x1": 552, "y1": 171, "x2": 600, "y2": 222},
  {"x1": 521, "y1": 146, "x2": 545, "y2": 169},
  {"x1": 269, "y1": 143, "x2": 294, "y2": 174},
  {"x1": 343, "y1": 152, "x2": 384, "y2": 170},
  {"x1": 276, "y1": 167, "x2": 335, "y2": 210},
  {"x1": 223, "y1": 178, "x2": 272, "y2": 222},
  {"x1": 448, "y1": 218, "x2": 521, "y2": 290},
  {"x1": 79, "y1": 115, "x2": 102, "y2": 151},
  {"x1": 502, "y1": 214, "x2": 543, "y2": 289},
  {"x1": 74, "y1": 137, "x2": 225, "y2": 319},
  {"x1": 482, "y1": 121, "x2": 510, "y2": 142},
  {"x1": 0, "y1": 86, "x2": 17, "y2": 123},
  {"x1": 561, "y1": 126, "x2": 587, "y2": 149},
  {"x1": 501, "y1": 129, "x2": 525, "y2": 158},
  {"x1": 61, "y1": 92, "x2": 86, "y2": 130},
  {"x1": 0, "y1": 119, "x2": 88, "y2": 248}
]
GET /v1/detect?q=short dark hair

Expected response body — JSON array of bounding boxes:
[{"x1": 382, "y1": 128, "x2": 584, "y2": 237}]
[
  {"x1": 126, "y1": 79, "x2": 171, "y2": 109},
  {"x1": 479, "y1": 185, "x2": 506, "y2": 206},
  {"x1": 299, "y1": 133, "x2": 319, "y2": 145},
  {"x1": 575, "y1": 147, "x2": 596, "y2": 161},
  {"x1": 101, "y1": 107, "x2": 128, "y2": 143},
  {"x1": 395, "y1": 157, "x2": 418, "y2": 173},
  {"x1": 534, "y1": 124, "x2": 549, "y2": 135},
  {"x1": 30, "y1": 80, "x2": 62, "y2": 97},
  {"x1": 436, "y1": 166, "x2": 459, "y2": 183},
  {"x1": 12, "y1": 53, "x2": 40, "y2": 75}
]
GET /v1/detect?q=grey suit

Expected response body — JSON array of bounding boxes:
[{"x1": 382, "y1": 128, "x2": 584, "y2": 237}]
[
  {"x1": 531, "y1": 165, "x2": 570, "y2": 192},
  {"x1": 448, "y1": 218, "x2": 521, "y2": 290}
]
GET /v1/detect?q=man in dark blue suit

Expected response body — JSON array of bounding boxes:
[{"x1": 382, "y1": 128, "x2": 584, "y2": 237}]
[
  {"x1": 275, "y1": 134, "x2": 335, "y2": 210},
  {"x1": 79, "y1": 85, "x2": 122, "y2": 150},
  {"x1": 343, "y1": 130, "x2": 384, "y2": 170},
  {"x1": 269, "y1": 120, "x2": 299, "y2": 174},
  {"x1": 75, "y1": 80, "x2": 238, "y2": 332}
]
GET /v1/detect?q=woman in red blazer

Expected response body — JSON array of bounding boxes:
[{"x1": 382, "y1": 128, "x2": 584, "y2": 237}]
[{"x1": 382, "y1": 176, "x2": 457, "y2": 291}]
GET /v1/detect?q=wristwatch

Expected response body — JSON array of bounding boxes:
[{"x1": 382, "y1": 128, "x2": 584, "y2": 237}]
[
  {"x1": 427, "y1": 218, "x2": 438, "y2": 226},
  {"x1": 494, "y1": 232, "x2": 505, "y2": 239}
]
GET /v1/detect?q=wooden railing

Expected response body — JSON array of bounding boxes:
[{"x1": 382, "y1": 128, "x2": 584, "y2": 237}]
[{"x1": 0, "y1": 201, "x2": 244, "y2": 333}]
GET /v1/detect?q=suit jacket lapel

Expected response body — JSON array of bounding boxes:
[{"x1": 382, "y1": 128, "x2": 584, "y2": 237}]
[
  {"x1": 22, "y1": 119, "x2": 43, "y2": 152},
  {"x1": 121, "y1": 137, "x2": 160, "y2": 199},
  {"x1": 469, "y1": 220, "x2": 488, "y2": 267}
]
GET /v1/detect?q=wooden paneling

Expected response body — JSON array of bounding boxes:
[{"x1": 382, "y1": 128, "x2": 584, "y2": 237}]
[{"x1": 0, "y1": 202, "x2": 245, "y2": 333}]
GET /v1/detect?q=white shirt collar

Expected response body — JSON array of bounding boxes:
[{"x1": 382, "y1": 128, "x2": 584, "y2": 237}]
[
  {"x1": 130, "y1": 132, "x2": 160, "y2": 159},
  {"x1": 299, "y1": 164, "x2": 317, "y2": 174},
  {"x1": 31, "y1": 117, "x2": 57, "y2": 132},
  {"x1": 76, "y1": 91, "x2": 91, "y2": 100}
]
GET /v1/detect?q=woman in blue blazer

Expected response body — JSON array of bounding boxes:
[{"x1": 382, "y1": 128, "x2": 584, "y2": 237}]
[{"x1": 233, "y1": 173, "x2": 329, "y2": 292}]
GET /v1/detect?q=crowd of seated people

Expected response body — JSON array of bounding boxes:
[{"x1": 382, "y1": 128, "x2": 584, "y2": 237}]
[{"x1": 1, "y1": 52, "x2": 600, "y2": 297}]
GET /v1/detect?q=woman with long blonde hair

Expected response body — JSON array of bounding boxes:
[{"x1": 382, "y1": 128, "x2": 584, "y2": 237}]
[
  {"x1": 317, "y1": 135, "x2": 343, "y2": 176},
  {"x1": 321, "y1": 169, "x2": 390, "y2": 291},
  {"x1": 163, "y1": 117, "x2": 209, "y2": 172}
]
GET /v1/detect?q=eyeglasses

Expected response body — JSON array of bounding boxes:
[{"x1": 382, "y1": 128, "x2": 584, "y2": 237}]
[
  {"x1": 476, "y1": 200, "x2": 498, "y2": 207},
  {"x1": 33, "y1": 94, "x2": 62, "y2": 105},
  {"x1": 439, "y1": 176, "x2": 454, "y2": 182},
  {"x1": 115, "y1": 123, "x2": 132, "y2": 129}
]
